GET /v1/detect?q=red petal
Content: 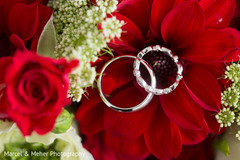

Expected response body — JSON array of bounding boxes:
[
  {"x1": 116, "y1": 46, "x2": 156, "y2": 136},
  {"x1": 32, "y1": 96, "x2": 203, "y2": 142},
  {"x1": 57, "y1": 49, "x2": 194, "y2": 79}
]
[
  {"x1": 144, "y1": 107, "x2": 182, "y2": 160},
  {"x1": 230, "y1": 16, "x2": 240, "y2": 29},
  {"x1": 104, "y1": 133, "x2": 150, "y2": 160},
  {"x1": 176, "y1": 136, "x2": 215, "y2": 160},
  {"x1": 0, "y1": 57, "x2": 12, "y2": 82},
  {"x1": 9, "y1": 34, "x2": 27, "y2": 51},
  {"x1": 220, "y1": 28, "x2": 240, "y2": 62},
  {"x1": 203, "y1": 62, "x2": 230, "y2": 91},
  {"x1": 103, "y1": 87, "x2": 157, "y2": 141},
  {"x1": 107, "y1": 42, "x2": 138, "y2": 55},
  {"x1": 100, "y1": 56, "x2": 135, "y2": 95},
  {"x1": 84, "y1": 133, "x2": 119, "y2": 160},
  {"x1": 160, "y1": 80, "x2": 204, "y2": 130},
  {"x1": 161, "y1": 1, "x2": 205, "y2": 49},
  {"x1": 34, "y1": 115, "x2": 57, "y2": 135},
  {"x1": 179, "y1": 120, "x2": 209, "y2": 145},
  {"x1": 117, "y1": 0, "x2": 152, "y2": 36},
  {"x1": 150, "y1": 0, "x2": 187, "y2": 39},
  {"x1": 204, "y1": 110, "x2": 224, "y2": 134},
  {"x1": 75, "y1": 88, "x2": 105, "y2": 135},
  {"x1": 0, "y1": 57, "x2": 12, "y2": 117},
  {"x1": 8, "y1": 111, "x2": 34, "y2": 136},
  {"x1": 184, "y1": 64, "x2": 221, "y2": 112},
  {"x1": 109, "y1": 12, "x2": 144, "y2": 52},
  {"x1": 0, "y1": 0, "x2": 36, "y2": 33},
  {"x1": 8, "y1": 3, "x2": 39, "y2": 41},
  {"x1": 180, "y1": 29, "x2": 236, "y2": 63},
  {"x1": 0, "y1": 34, "x2": 12, "y2": 57},
  {"x1": 199, "y1": 0, "x2": 235, "y2": 29},
  {"x1": 92, "y1": 55, "x2": 114, "y2": 78},
  {"x1": 31, "y1": 4, "x2": 52, "y2": 51}
]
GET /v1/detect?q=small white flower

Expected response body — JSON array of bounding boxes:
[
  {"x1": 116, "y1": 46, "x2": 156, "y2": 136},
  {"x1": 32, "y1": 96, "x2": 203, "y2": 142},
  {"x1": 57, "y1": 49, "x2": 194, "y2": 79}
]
[{"x1": 48, "y1": 0, "x2": 122, "y2": 102}]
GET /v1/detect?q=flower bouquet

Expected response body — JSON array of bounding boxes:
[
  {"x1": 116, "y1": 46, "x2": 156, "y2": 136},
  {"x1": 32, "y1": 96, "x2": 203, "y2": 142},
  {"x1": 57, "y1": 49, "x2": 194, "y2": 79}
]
[{"x1": 0, "y1": 0, "x2": 240, "y2": 159}]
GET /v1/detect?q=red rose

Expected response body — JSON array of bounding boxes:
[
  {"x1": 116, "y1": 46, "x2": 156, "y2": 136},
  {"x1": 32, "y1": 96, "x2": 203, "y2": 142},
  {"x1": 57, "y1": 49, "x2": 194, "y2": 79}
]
[
  {"x1": 0, "y1": 0, "x2": 52, "y2": 57},
  {"x1": 0, "y1": 50, "x2": 78, "y2": 136}
]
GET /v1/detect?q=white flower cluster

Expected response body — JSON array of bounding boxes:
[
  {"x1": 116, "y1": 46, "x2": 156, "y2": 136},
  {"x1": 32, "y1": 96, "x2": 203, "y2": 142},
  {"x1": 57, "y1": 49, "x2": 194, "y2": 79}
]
[
  {"x1": 216, "y1": 62, "x2": 240, "y2": 139},
  {"x1": 48, "y1": 0, "x2": 123, "y2": 102},
  {"x1": 216, "y1": 107, "x2": 235, "y2": 128},
  {"x1": 225, "y1": 63, "x2": 240, "y2": 82},
  {"x1": 101, "y1": 16, "x2": 124, "y2": 42}
]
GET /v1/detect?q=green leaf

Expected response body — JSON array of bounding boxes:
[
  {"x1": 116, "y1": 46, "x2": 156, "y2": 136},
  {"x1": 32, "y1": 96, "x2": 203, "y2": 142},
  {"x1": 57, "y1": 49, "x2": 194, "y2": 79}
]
[
  {"x1": 213, "y1": 139, "x2": 230, "y2": 156},
  {"x1": 52, "y1": 109, "x2": 73, "y2": 134},
  {"x1": 37, "y1": 15, "x2": 57, "y2": 58}
]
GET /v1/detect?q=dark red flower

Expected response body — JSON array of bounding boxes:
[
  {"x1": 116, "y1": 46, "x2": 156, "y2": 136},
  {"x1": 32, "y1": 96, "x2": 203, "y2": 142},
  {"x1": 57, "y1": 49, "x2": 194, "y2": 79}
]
[
  {"x1": 76, "y1": 0, "x2": 240, "y2": 159},
  {"x1": 145, "y1": 135, "x2": 215, "y2": 160},
  {"x1": 0, "y1": 50, "x2": 78, "y2": 136},
  {"x1": 230, "y1": 0, "x2": 240, "y2": 30},
  {"x1": 174, "y1": 135, "x2": 215, "y2": 160},
  {"x1": 0, "y1": 0, "x2": 52, "y2": 57}
]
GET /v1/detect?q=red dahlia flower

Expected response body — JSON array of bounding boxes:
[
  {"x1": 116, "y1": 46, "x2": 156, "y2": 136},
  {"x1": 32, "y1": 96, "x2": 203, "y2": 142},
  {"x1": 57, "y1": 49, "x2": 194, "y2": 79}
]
[
  {"x1": 76, "y1": 0, "x2": 240, "y2": 159},
  {"x1": 0, "y1": 0, "x2": 52, "y2": 57},
  {"x1": 0, "y1": 50, "x2": 78, "y2": 136}
]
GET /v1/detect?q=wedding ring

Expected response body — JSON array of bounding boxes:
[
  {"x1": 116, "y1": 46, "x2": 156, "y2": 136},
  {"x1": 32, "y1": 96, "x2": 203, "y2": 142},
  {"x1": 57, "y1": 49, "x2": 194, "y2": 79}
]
[
  {"x1": 134, "y1": 45, "x2": 183, "y2": 95},
  {"x1": 98, "y1": 55, "x2": 156, "y2": 112}
]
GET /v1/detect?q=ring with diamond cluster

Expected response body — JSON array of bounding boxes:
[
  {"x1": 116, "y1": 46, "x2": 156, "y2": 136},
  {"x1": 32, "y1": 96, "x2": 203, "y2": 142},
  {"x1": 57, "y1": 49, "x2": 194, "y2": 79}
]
[{"x1": 134, "y1": 45, "x2": 183, "y2": 95}]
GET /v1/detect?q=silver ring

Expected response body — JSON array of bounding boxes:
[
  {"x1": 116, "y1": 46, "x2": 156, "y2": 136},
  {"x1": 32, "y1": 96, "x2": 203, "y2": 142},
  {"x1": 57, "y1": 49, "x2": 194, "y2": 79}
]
[
  {"x1": 134, "y1": 45, "x2": 183, "y2": 95},
  {"x1": 98, "y1": 55, "x2": 156, "y2": 112}
]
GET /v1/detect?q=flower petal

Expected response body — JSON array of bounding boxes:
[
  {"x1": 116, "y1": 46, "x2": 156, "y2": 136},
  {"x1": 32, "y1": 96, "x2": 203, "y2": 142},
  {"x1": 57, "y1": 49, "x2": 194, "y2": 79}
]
[
  {"x1": 204, "y1": 110, "x2": 224, "y2": 134},
  {"x1": 0, "y1": 34, "x2": 12, "y2": 57},
  {"x1": 160, "y1": 80, "x2": 204, "y2": 130},
  {"x1": 34, "y1": 115, "x2": 58, "y2": 135},
  {"x1": 176, "y1": 136, "x2": 215, "y2": 160},
  {"x1": 199, "y1": 0, "x2": 235, "y2": 29},
  {"x1": 230, "y1": 16, "x2": 240, "y2": 30},
  {"x1": 184, "y1": 64, "x2": 221, "y2": 112},
  {"x1": 161, "y1": 0, "x2": 205, "y2": 49},
  {"x1": 9, "y1": 34, "x2": 27, "y2": 51},
  {"x1": 179, "y1": 120, "x2": 209, "y2": 145},
  {"x1": 203, "y1": 62, "x2": 230, "y2": 91},
  {"x1": 117, "y1": 0, "x2": 152, "y2": 36},
  {"x1": 107, "y1": 42, "x2": 138, "y2": 55},
  {"x1": 109, "y1": 12, "x2": 144, "y2": 52},
  {"x1": 144, "y1": 107, "x2": 182, "y2": 160},
  {"x1": 150, "y1": 0, "x2": 186, "y2": 38},
  {"x1": 7, "y1": 111, "x2": 34, "y2": 136},
  {"x1": 31, "y1": 4, "x2": 53, "y2": 51},
  {"x1": 0, "y1": 57, "x2": 12, "y2": 118},
  {"x1": 220, "y1": 28, "x2": 240, "y2": 62},
  {"x1": 0, "y1": 0, "x2": 35, "y2": 33},
  {"x1": 75, "y1": 88, "x2": 105, "y2": 135},
  {"x1": 82, "y1": 133, "x2": 118, "y2": 160},
  {"x1": 8, "y1": 3, "x2": 39, "y2": 41},
  {"x1": 103, "y1": 87, "x2": 157, "y2": 141},
  {"x1": 180, "y1": 29, "x2": 236, "y2": 63},
  {"x1": 100, "y1": 56, "x2": 135, "y2": 95},
  {"x1": 104, "y1": 133, "x2": 150, "y2": 160},
  {"x1": 0, "y1": 57, "x2": 12, "y2": 82}
]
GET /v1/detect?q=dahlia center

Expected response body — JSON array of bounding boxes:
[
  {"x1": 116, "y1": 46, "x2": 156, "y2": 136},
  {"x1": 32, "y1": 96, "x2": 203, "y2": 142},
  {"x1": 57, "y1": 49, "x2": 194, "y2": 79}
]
[{"x1": 140, "y1": 46, "x2": 179, "y2": 89}]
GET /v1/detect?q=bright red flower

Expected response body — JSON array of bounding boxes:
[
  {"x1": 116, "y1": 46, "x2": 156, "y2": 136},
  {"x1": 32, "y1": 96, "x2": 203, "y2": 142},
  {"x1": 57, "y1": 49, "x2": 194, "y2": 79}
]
[
  {"x1": 76, "y1": 0, "x2": 240, "y2": 159},
  {"x1": 0, "y1": 0, "x2": 52, "y2": 57},
  {"x1": 0, "y1": 50, "x2": 78, "y2": 136}
]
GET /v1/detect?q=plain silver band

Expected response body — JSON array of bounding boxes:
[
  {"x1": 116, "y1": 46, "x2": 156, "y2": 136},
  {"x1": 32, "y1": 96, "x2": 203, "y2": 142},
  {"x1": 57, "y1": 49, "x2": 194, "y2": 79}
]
[{"x1": 98, "y1": 55, "x2": 156, "y2": 112}]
